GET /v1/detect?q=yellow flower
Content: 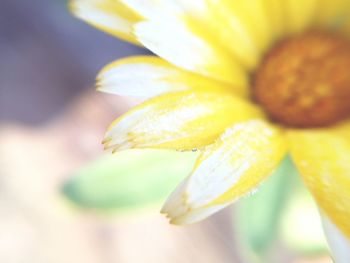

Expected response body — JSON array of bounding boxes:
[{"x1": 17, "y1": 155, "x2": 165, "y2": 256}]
[{"x1": 70, "y1": 0, "x2": 350, "y2": 238}]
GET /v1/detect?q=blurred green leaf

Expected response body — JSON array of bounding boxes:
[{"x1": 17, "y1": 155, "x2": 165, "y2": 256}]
[
  {"x1": 280, "y1": 176, "x2": 329, "y2": 254},
  {"x1": 236, "y1": 156, "x2": 297, "y2": 259},
  {"x1": 62, "y1": 149, "x2": 198, "y2": 212}
]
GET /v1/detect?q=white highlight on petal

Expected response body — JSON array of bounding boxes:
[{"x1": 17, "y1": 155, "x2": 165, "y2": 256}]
[
  {"x1": 97, "y1": 56, "x2": 243, "y2": 99},
  {"x1": 78, "y1": 8, "x2": 128, "y2": 33},
  {"x1": 70, "y1": 0, "x2": 140, "y2": 44},
  {"x1": 134, "y1": 20, "x2": 247, "y2": 85},
  {"x1": 162, "y1": 120, "x2": 286, "y2": 224},
  {"x1": 171, "y1": 205, "x2": 226, "y2": 225},
  {"x1": 121, "y1": 0, "x2": 207, "y2": 20},
  {"x1": 322, "y1": 215, "x2": 350, "y2": 263},
  {"x1": 161, "y1": 177, "x2": 226, "y2": 224},
  {"x1": 121, "y1": 0, "x2": 180, "y2": 20},
  {"x1": 106, "y1": 100, "x2": 211, "y2": 150},
  {"x1": 135, "y1": 21, "x2": 212, "y2": 73},
  {"x1": 98, "y1": 60, "x2": 184, "y2": 98},
  {"x1": 104, "y1": 91, "x2": 262, "y2": 151},
  {"x1": 186, "y1": 121, "x2": 280, "y2": 206}
]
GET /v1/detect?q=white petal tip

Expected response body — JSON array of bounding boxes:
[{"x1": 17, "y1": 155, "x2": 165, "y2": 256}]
[
  {"x1": 163, "y1": 205, "x2": 227, "y2": 225},
  {"x1": 322, "y1": 215, "x2": 350, "y2": 263}
]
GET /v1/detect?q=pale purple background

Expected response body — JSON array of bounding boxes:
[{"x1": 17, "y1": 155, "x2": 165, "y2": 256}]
[{"x1": 0, "y1": 0, "x2": 146, "y2": 124}]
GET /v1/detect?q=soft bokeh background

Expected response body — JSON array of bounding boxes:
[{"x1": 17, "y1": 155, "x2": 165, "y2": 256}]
[{"x1": 0, "y1": 1, "x2": 334, "y2": 262}]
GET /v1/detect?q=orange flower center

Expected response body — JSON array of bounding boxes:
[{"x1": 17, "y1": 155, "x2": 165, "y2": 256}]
[{"x1": 253, "y1": 31, "x2": 350, "y2": 128}]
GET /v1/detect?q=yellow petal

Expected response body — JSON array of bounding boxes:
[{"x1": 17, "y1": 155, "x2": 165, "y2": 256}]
[
  {"x1": 317, "y1": 0, "x2": 350, "y2": 27},
  {"x1": 97, "y1": 56, "x2": 248, "y2": 99},
  {"x1": 196, "y1": 0, "x2": 290, "y2": 70},
  {"x1": 121, "y1": 0, "x2": 250, "y2": 85},
  {"x1": 288, "y1": 122, "x2": 350, "y2": 238},
  {"x1": 120, "y1": 0, "x2": 175, "y2": 20},
  {"x1": 284, "y1": 0, "x2": 319, "y2": 34},
  {"x1": 134, "y1": 19, "x2": 248, "y2": 86},
  {"x1": 201, "y1": 1, "x2": 261, "y2": 70},
  {"x1": 120, "y1": 0, "x2": 207, "y2": 20},
  {"x1": 162, "y1": 120, "x2": 287, "y2": 224},
  {"x1": 213, "y1": 0, "x2": 275, "y2": 54},
  {"x1": 262, "y1": 0, "x2": 287, "y2": 40},
  {"x1": 104, "y1": 91, "x2": 264, "y2": 151},
  {"x1": 123, "y1": 0, "x2": 260, "y2": 71},
  {"x1": 69, "y1": 0, "x2": 141, "y2": 45}
]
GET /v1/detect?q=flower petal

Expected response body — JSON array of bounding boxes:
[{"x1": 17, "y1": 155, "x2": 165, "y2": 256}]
[
  {"x1": 134, "y1": 19, "x2": 248, "y2": 86},
  {"x1": 124, "y1": 0, "x2": 262, "y2": 71},
  {"x1": 97, "y1": 56, "x2": 248, "y2": 99},
  {"x1": 322, "y1": 215, "x2": 350, "y2": 263},
  {"x1": 69, "y1": 0, "x2": 141, "y2": 44},
  {"x1": 284, "y1": 0, "x2": 319, "y2": 34},
  {"x1": 120, "y1": 0, "x2": 207, "y2": 20},
  {"x1": 317, "y1": 0, "x2": 350, "y2": 27},
  {"x1": 193, "y1": 0, "x2": 290, "y2": 71},
  {"x1": 288, "y1": 121, "x2": 350, "y2": 238},
  {"x1": 203, "y1": 0, "x2": 262, "y2": 70},
  {"x1": 104, "y1": 91, "x2": 263, "y2": 151},
  {"x1": 162, "y1": 120, "x2": 287, "y2": 224},
  {"x1": 212, "y1": 0, "x2": 275, "y2": 54},
  {"x1": 262, "y1": 0, "x2": 287, "y2": 39}
]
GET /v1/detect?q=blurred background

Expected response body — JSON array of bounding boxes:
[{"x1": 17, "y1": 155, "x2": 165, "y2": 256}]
[{"x1": 0, "y1": 0, "x2": 335, "y2": 262}]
